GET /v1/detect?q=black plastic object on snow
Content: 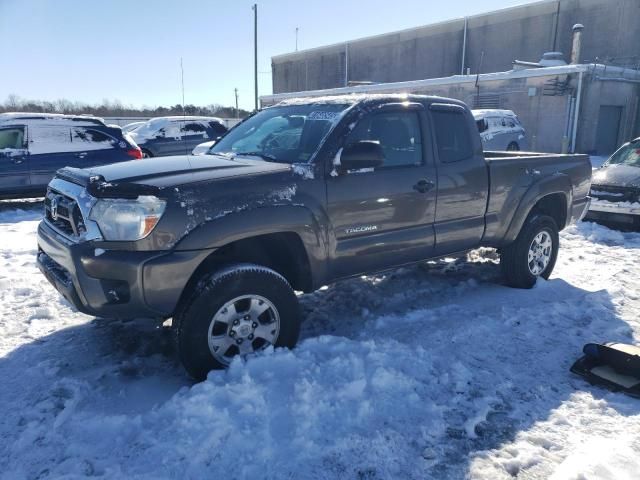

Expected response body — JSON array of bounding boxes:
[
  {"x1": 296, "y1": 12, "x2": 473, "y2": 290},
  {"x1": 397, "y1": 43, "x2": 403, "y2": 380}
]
[{"x1": 571, "y1": 343, "x2": 640, "y2": 397}]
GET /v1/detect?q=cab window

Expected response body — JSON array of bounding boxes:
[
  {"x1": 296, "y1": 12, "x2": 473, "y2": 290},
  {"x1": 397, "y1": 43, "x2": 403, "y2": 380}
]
[{"x1": 346, "y1": 111, "x2": 423, "y2": 168}]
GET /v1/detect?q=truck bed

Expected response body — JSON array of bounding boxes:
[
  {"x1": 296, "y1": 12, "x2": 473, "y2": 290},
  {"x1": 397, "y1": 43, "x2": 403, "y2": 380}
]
[{"x1": 482, "y1": 151, "x2": 592, "y2": 245}]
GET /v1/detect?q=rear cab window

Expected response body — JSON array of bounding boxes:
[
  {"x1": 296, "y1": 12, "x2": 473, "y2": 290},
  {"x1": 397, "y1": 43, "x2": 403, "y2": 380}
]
[{"x1": 431, "y1": 109, "x2": 474, "y2": 163}]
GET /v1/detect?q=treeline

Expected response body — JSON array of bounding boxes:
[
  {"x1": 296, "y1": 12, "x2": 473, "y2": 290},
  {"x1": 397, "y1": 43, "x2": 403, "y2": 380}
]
[{"x1": 0, "y1": 95, "x2": 251, "y2": 119}]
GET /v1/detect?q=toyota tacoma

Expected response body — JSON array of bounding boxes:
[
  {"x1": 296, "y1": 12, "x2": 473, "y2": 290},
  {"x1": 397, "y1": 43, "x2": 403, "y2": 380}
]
[{"x1": 37, "y1": 94, "x2": 592, "y2": 380}]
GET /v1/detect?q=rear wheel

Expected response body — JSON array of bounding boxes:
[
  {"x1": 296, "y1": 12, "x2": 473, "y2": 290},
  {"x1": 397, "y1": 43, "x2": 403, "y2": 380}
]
[
  {"x1": 506, "y1": 142, "x2": 520, "y2": 151},
  {"x1": 500, "y1": 214, "x2": 559, "y2": 289},
  {"x1": 174, "y1": 264, "x2": 301, "y2": 381},
  {"x1": 141, "y1": 149, "x2": 153, "y2": 158}
]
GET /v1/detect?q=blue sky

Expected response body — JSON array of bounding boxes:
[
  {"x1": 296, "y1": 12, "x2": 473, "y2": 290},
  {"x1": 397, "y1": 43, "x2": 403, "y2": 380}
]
[{"x1": 1, "y1": 0, "x2": 534, "y2": 110}]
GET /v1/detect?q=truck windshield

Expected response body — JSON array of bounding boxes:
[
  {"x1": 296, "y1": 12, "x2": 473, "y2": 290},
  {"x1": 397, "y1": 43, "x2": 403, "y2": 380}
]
[
  {"x1": 608, "y1": 140, "x2": 640, "y2": 167},
  {"x1": 210, "y1": 104, "x2": 350, "y2": 163}
]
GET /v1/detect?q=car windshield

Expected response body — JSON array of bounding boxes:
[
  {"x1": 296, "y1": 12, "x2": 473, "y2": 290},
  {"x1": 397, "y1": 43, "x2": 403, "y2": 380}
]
[
  {"x1": 210, "y1": 104, "x2": 350, "y2": 164},
  {"x1": 608, "y1": 141, "x2": 640, "y2": 167}
]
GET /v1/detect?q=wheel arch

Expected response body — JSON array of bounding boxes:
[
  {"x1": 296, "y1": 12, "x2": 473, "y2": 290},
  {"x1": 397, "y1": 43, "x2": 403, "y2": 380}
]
[
  {"x1": 503, "y1": 174, "x2": 572, "y2": 244},
  {"x1": 171, "y1": 207, "x2": 326, "y2": 316}
]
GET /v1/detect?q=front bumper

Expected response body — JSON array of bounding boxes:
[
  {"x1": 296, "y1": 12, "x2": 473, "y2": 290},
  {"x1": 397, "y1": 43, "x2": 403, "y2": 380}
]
[
  {"x1": 585, "y1": 199, "x2": 640, "y2": 227},
  {"x1": 37, "y1": 221, "x2": 212, "y2": 319},
  {"x1": 588, "y1": 199, "x2": 640, "y2": 216}
]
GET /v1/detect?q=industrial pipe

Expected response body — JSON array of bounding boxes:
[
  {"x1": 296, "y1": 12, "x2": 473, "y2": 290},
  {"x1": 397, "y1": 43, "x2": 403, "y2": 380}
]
[{"x1": 570, "y1": 24, "x2": 584, "y2": 65}]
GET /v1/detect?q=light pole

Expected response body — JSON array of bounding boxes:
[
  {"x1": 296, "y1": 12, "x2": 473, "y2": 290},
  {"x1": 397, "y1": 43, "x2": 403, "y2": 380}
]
[
  {"x1": 234, "y1": 88, "x2": 239, "y2": 118},
  {"x1": 252, "y1": 4, "x2": 258, "y2": 111}
]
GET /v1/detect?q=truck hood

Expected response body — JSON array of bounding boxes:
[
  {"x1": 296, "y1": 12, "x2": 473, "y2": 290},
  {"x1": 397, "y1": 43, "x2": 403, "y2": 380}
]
[
  {"x1": 592, "y1": 164, "x2": 640, "y2": 188},
  {"x1": 86, "y1": 154, "x2": 292, "y2": 187}
]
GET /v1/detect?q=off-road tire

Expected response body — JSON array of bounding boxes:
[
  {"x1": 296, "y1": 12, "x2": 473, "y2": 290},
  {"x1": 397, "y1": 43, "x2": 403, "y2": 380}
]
[
  {"x1": 174, "y1": 263, "x2": 300, "y2": 381},
  {"x1": 500, "y1": 214, "x2": 559, "y2": 289}
]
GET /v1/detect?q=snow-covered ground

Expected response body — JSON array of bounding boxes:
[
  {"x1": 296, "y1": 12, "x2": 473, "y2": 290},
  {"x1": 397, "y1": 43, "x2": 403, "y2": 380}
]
[{"x1": 1, "y1": 201, "x2": 639, "y2": 479}]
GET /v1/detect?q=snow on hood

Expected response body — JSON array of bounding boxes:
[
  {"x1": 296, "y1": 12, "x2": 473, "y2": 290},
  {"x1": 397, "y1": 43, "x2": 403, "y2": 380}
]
[{"x1": 592, "y1": 164, "x2": 640, "y2": 188}]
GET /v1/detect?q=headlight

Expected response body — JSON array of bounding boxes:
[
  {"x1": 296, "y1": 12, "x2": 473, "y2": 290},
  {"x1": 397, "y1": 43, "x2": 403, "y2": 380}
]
[{"x1": 89, "y1": 195, "x2": 166, "y2": 241}]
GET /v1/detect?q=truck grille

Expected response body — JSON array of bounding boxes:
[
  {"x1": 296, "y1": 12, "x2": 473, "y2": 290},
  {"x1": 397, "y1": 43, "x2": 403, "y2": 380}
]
[
  {"x1": 44, "y1": 189, "x2": 87, "y2": 238},
  {"x1": 590, "y1": 185, "x2": 639, "y2": 204}
]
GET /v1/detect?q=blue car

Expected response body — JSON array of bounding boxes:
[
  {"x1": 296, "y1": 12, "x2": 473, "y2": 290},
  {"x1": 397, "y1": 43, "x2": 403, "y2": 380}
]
[
  {"x1": 0, "y1": 113, "x2": 142, "y2": 199},
  {"x1": 129, "y1": 116, "x2": 228, "y2": 158}
]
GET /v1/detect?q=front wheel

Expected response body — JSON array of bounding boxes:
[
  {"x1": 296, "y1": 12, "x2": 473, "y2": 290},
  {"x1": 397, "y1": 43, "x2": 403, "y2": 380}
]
[
  {"x1": 174, "y1": 264, "x2": 301, "y2": 381},
  {"x1": 500, "y1": 214, "x2": 559, "y2": 289},
  {"x1": 506, "y1": 142, "x2": 520, "y2": 151}
]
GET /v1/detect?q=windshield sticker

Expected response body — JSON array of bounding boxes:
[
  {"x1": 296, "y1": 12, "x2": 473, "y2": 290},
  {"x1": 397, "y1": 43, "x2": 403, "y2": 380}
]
[{"x1": 308, "y1": 111, "x2": 340, "y2": 121}]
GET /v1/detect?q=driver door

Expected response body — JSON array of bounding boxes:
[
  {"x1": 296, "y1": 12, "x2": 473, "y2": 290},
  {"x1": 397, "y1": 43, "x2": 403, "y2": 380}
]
[
  {"x1": 0, "y1": 126, "x2": 30, "y2": 192},
  {"x1": 326, "y1": 104, "x2": 437, "y2": 279}
]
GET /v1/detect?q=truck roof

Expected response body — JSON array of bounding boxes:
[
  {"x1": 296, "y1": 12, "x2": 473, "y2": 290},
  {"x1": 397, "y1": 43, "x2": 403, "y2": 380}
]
[{"x1": 273, "y1": 93, "x2": 462, "y2": 108}]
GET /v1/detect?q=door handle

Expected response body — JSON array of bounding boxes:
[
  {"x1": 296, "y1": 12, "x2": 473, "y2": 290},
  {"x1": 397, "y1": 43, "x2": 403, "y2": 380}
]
[
  {"x1": 413, "y1": 179, "x2": 435, "y2": 193},
  {"x1": 76, "y1": 152, "x2": 88, "y2": 159},
  {"x1": 12, "y1": 157, "x2": 24, "y2": 165}
]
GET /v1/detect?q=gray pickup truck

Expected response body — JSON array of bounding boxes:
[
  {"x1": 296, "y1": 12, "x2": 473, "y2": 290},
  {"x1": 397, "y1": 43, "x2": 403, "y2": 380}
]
[{"x1": 36, "y1": 94, "x2": 591, "y2": 379}]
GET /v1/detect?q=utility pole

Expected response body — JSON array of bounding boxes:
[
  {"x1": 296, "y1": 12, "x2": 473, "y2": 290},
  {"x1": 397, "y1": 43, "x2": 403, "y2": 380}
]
[
  {"x1": 234, "y1": 88, "x2": 239, "y2": 118},
  {"x1": 296, "y1": 27, "x2": 299, "y2": 52},
  {"x1": 252, "y1": 4, "x2": 258, "y2": 111}
]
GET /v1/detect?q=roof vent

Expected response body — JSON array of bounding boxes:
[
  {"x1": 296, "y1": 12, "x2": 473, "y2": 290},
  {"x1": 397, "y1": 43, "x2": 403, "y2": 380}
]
[{"x1": 539, "y1": 52, "x2": 567, "y2": 67}]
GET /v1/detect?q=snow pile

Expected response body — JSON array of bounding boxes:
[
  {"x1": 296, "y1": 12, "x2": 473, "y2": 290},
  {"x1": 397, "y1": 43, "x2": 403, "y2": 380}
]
[{"x1": 1, "y1": 202, "x2": 639, "y2": 479}]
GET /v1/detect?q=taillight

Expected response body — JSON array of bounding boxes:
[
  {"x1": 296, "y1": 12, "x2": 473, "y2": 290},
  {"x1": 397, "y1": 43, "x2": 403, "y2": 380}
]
[{"x1": 127, "y1": 148, "x2": 143, "y2": 160}]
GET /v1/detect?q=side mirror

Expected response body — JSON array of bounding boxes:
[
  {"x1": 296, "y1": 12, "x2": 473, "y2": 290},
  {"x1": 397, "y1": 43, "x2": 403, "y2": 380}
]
[{"x1": 339, "y1": 141, "x2": 384, "y2": 171}]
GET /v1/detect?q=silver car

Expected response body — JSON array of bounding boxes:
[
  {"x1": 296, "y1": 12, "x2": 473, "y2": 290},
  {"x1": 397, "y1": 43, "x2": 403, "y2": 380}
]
[{"x1": 473, "y1": 109, "x2": 528, "y2": 151}]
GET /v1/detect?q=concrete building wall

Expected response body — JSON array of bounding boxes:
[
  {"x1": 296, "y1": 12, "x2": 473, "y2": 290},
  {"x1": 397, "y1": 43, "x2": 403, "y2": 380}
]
[
  {"x1": 264, "y1": 64, "x2": 640, "y2": 154},
  {"x1": 577, "y1": 79, "x2": 639, "y2": 153},
  {"x1": 272, "y1": 0, "x2": 640, "y2": 94}
]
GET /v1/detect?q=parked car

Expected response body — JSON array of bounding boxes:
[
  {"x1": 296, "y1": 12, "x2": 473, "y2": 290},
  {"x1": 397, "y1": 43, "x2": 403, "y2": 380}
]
[
  {"x1": 122, "y1": 121, "x2": 145, "y2": 133},
  {"x1": 585, "y1": 137, "x2": 640, "y2": 228},
  {"x1": 129, "y1": 116, "x2": 227, "y2": 158},
  {"x1": 36, "y1": 94, "x2": 591, "y2": 380},
  {"x1": 0, "y1": 113, "x2": 142, "y2": 199},
  {"x1": 473, "y1": 109, "x2": 528, "y2": 151},
  {"x1": 192, "y1": 140, "x2": 216, "y2": 155}
]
